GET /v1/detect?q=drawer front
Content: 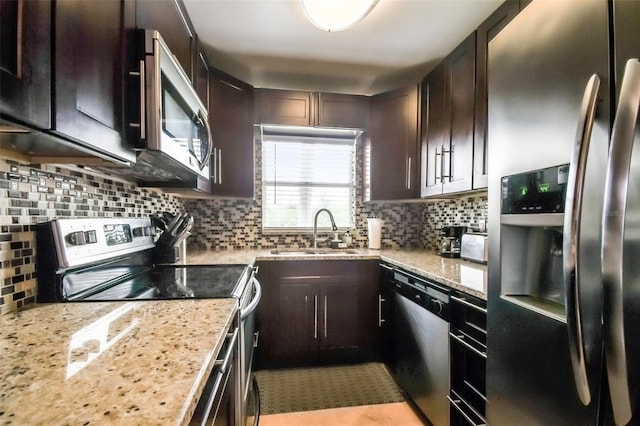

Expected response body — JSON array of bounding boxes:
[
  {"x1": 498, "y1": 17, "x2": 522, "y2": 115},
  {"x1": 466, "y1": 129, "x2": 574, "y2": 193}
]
[{"x1": 449, "y1": 291, "x2": 487, "y2": 424}]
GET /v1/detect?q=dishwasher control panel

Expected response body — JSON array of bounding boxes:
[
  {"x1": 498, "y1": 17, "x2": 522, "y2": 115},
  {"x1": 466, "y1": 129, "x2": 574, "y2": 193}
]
[{"x1": 391, "y1": 269, "x2": 450, "y2": 319}]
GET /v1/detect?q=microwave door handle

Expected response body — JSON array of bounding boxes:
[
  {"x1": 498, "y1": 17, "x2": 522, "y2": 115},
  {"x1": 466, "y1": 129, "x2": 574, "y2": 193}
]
[
  {"x1": 128, "y1": 60, "x2": 146, "y2": 140},
  {"x1": 563, "y1": 73, "x2": 600, "y2": 406},
  {"x1": 602, "y1": 58, "x2": 640, "y2": 426},
  {"x1": 218, "y1": 148, "x2": 222, "y2": 185},
  {"x1": 199, "y1": 111, "x2": 213, "y2": 171}
]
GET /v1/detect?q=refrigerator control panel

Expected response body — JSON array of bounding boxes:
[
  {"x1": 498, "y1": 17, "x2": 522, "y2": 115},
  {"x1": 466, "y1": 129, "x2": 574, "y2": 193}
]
[{"x1": 501, "y1": 164, "x2": 568, "y2": 214}]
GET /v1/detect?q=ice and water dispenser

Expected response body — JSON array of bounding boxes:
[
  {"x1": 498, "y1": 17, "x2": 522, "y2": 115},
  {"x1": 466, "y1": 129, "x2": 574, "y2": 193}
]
[{"x1": 500, "y1": 164, "x2": 569, "y2": 321}]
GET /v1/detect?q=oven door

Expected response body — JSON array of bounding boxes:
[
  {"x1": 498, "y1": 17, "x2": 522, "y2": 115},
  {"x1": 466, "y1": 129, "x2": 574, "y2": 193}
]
[
  {"x1": 239, "y1": 274, "x2": 262, "y2": 426},
  {"x1": 191, "y1": 319, "x2": 239, "y2": 426}
]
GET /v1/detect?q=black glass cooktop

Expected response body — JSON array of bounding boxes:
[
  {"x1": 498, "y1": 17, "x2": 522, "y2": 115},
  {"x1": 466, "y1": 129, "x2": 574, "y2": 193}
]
[{"x1": 63, "y1": 264, "x2": 250, "y2": 301}]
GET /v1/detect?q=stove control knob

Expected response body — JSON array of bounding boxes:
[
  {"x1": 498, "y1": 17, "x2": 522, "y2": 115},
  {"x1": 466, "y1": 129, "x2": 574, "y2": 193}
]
[
  {"x1": 432, "y1": 299, "x2": 444, "y2": 314},
  {"x1": 84, "y1": 230, "x2": 98, "y2": 244},
  {"x1": 65, "y1": 231, "x2": 86, "y2": 246}
]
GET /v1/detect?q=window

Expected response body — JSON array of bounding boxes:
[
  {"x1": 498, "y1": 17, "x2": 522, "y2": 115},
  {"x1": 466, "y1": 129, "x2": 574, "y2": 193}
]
[{"x1": 261, "y1": 126, "x2": 357, "y2": 231}]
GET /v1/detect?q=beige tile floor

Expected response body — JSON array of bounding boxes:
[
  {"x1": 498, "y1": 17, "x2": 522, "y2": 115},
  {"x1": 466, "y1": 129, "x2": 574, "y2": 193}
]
[{"x1": 259, "y1": 402, "x2": 426, "y2": 426}]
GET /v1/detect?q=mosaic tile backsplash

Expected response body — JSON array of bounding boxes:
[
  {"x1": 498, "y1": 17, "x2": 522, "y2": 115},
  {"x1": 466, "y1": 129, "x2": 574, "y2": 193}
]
[
  {"x1": 1, "y1": 138, "x2": 487, "y2": 314},
  {"x1": 184, "y1": 137, "x2": 488, "y2": 253},
  {"x1": 0, "y1": 158, "x2": 185, "y2": 314}
]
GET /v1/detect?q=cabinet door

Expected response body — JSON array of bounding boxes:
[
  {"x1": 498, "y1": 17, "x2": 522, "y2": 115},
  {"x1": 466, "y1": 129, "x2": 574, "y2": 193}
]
[
  {"x1": 379, "y1": 264, "x2": 396, "y2": 364},
  {"x1": 255, "y1": 89, "x2": 314, "y2": 126},
  {"x1": 420, "y1": 63, "x2": 447, "y2": 197},
  {"x1": 474, "y1": 0, "x2": 520, "y2": 190},
  {"x1": 277, "y1": 282, "x2": 318, "y2": 356},
  {"x1": 442, "y1": 32, "x2": 475, "y2": 194},
  {"x1": 368, "y1": 85, "x2": 420, "y2": 200},
  {"x1": 316, "y1": 93, "x2": 368, "y2": 129},
  {"x1": 135, "y1": 0, "x2": 194, "y2": 80},
  {"x1": 194, "y1": 39, "x2": 209, "y2": 110},
  {"x1": 209, "y1": 72, "x2": 255, "y2": 198},
  {"x1": 320, "y1": 280, "x2": 360, "y2": 349},
  {"x1": 0, "y1": 0, "x2": 51, "y2": 128},
  {"x1": 322, "y1": 261, "x2": 380, "y2": 351},
  {"x1": 55, "y1": 0, "x2": 133, "y2": 163}
]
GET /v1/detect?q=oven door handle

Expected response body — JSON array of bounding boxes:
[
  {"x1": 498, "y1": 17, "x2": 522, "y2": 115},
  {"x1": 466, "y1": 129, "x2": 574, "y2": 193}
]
[
  {"x1": 194, "y1": 326, "x2": 238, "y2": 426},
  {"x1": 240, "y1": 277, "x2": 262, "y2": 320}
]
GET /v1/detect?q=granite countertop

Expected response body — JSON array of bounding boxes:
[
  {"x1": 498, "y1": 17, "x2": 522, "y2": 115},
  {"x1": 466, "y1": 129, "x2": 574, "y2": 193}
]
[
  {"x1": 0, "y1": 299, "x2": 237, "y2": 426},
  {"x1": 380, "y1": 250, "x2": 487, "y2": 300},
  {"x1": 184, "y1": 248, "x2": 487, "y2": 300}
]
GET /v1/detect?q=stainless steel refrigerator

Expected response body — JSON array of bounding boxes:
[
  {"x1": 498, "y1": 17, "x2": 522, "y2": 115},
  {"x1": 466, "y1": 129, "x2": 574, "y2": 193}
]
[{"x1": 487, "y1": 0, "x2": 640, "y2": 425}]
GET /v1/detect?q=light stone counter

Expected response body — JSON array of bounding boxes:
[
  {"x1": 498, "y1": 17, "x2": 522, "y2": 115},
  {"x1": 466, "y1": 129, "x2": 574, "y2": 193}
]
[
  {"x1": 380, "y1": 250, "x2": 487, "y2": 300},
  {"x1": 184, "y1": 248, "x2": 487, "y2": 300},
  {"x1": 0, "y1": 299, "x2": 237, "y2": 426}
]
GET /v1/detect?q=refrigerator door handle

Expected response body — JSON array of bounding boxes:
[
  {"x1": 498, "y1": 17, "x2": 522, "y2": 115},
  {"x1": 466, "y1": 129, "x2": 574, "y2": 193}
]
[
  {"x1": 563, "y1": 74, "x2": 601, "y2": 406},
  {"x1": 602, "y1": 58, "x2": 640, "y2": 426}
]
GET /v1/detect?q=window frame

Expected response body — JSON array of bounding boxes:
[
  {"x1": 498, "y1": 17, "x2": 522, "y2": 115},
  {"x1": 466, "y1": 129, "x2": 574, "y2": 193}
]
[{"x1": 261, "y1": 130, "x2": 357, "y2": 233}]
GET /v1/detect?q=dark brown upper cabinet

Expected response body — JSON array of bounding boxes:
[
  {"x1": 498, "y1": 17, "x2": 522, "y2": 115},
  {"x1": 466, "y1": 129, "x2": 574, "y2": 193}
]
[
  {"x1": 209, "y1": 71, "x2": 255, "y2": 198},
  {"x1": 421, "y1": 33, "x2": 476, "y2": 197},
  {"x1": 367, "y1": 85, "x2": 420, "y2": 201},
  {"x1": 316, "y1": 92, "x2": 368, "y2": 128},
  {"x1": 0, "y1": 0, "x2": 51, "y2": 129},
  {"x1": 255, "y1": 89, "x2": 368, "y2": 129},
  {"x1": 255, "y1": 89, "x2": 314, "y2": 127},
  {"x1": 473, "y1": 0, "x2": 525, "y2": 189},
  {"x1": 54, "y1": 0, "x2": 133, "y2": 162},
  {"x1": 421, "y1": 62, "x2": 447, "y2": 197},
  {"x1": 135, "y1": 0, "x2": 194, "y2": 81},
  {"x1": 194, "y1": 38, "x2": 210, "y2": 110},
  {"x1": 0, "y1": 0, "x2": 135, "y2": 165}
]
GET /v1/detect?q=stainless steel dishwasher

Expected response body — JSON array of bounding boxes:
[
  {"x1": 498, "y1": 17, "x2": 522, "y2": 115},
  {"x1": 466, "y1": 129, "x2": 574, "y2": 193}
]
[{"x1": 388, "y1": 267, "x2": 450, "y2": 426}]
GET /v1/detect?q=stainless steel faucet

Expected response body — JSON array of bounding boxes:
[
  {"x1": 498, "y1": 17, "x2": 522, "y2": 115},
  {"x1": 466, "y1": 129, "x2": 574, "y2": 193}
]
[{"x1": 313, "y1": 208, "x2": 338, "y2": 249}]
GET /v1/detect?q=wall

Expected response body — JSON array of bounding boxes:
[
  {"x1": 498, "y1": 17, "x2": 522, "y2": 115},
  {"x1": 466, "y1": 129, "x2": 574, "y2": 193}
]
[{"x1": 0, "y1": 158, "x2": 184, "y2": 315}]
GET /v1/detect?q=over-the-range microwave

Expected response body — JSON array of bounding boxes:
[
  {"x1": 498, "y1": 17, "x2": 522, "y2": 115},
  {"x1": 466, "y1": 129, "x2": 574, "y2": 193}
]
[{"x1": 98, "y1": 30, "x2": 212, "y2": 191}]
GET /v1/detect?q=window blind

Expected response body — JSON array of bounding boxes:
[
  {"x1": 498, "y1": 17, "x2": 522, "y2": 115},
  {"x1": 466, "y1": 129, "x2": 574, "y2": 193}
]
[{"x1": 262, "y1": 133, "x2": 355, "y2": 230}]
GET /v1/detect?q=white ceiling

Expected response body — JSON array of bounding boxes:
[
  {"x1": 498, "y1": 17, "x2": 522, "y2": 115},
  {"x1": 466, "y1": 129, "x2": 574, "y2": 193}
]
[{"x1": 183, "y1": 0, "x2": 503, "y2": 95}]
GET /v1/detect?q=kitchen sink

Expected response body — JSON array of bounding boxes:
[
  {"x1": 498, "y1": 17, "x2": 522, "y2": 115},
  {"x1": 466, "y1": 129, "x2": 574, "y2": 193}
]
[{"x1": 270, "y1": 248, "x2": 361, "y2": 255}]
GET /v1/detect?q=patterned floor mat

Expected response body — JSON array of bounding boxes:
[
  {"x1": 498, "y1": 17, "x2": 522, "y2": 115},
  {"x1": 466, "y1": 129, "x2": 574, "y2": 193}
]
[{"x1": 255, "y1": 362, "x2": 404, "y2": 415}]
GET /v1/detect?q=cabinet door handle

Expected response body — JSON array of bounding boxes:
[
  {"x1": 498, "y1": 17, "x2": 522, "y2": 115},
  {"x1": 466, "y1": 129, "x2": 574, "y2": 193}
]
[
  {"x1": 442, "y1": 145, "x2": 452, "y2": 180},
  {"x1": 217, "y1": 148, "x2": 223, "y2": 184},
  {"x1": 434, "y1": 146, "x2": 442, "y2": 182},
  {"x1": 210, "y1": 148, "x2": 217, "y2": 184},
  {"x1": 129, "y1": 60, "x2": 146, "y2": 139},
  {"x1": 447, "y1": 393, "x2": 486, "y2": 426},
  {"x1": 406, "y1": 157, "x2": 412, "y2": 190},
  {"x1": 441, "y1": 144, "x2": 446, "y2": 182},
  {"x1": 324, "y1": 295, "x2": 328, "y2": 339},
  {"x1": 449, "y1": 332, "x2": 487, "y2": 359},
  {"x1": 314, "y1": 295, "x2": 318, "y2": 339},
  {"x1": 378, "y1": 294, "x2": 385, "y2": 327},
  {"x1": 450, "y1": 295, "x2": 487, "y2": 314}
]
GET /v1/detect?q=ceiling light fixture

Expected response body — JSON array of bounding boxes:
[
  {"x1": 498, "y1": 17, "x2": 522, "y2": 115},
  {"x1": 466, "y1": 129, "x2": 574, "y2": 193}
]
[{"x1": 300, "y1": 0, "x2": 379, "y2": 32}]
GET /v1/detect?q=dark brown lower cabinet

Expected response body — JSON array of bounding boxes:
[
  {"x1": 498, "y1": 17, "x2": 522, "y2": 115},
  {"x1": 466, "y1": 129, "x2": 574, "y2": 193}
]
[
  {"x1": 449, "y1": 291, "x2": 488, "y2": 426},
  {"x1": 256, "y1": 260, "x2": 382, "y2": 368}
]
